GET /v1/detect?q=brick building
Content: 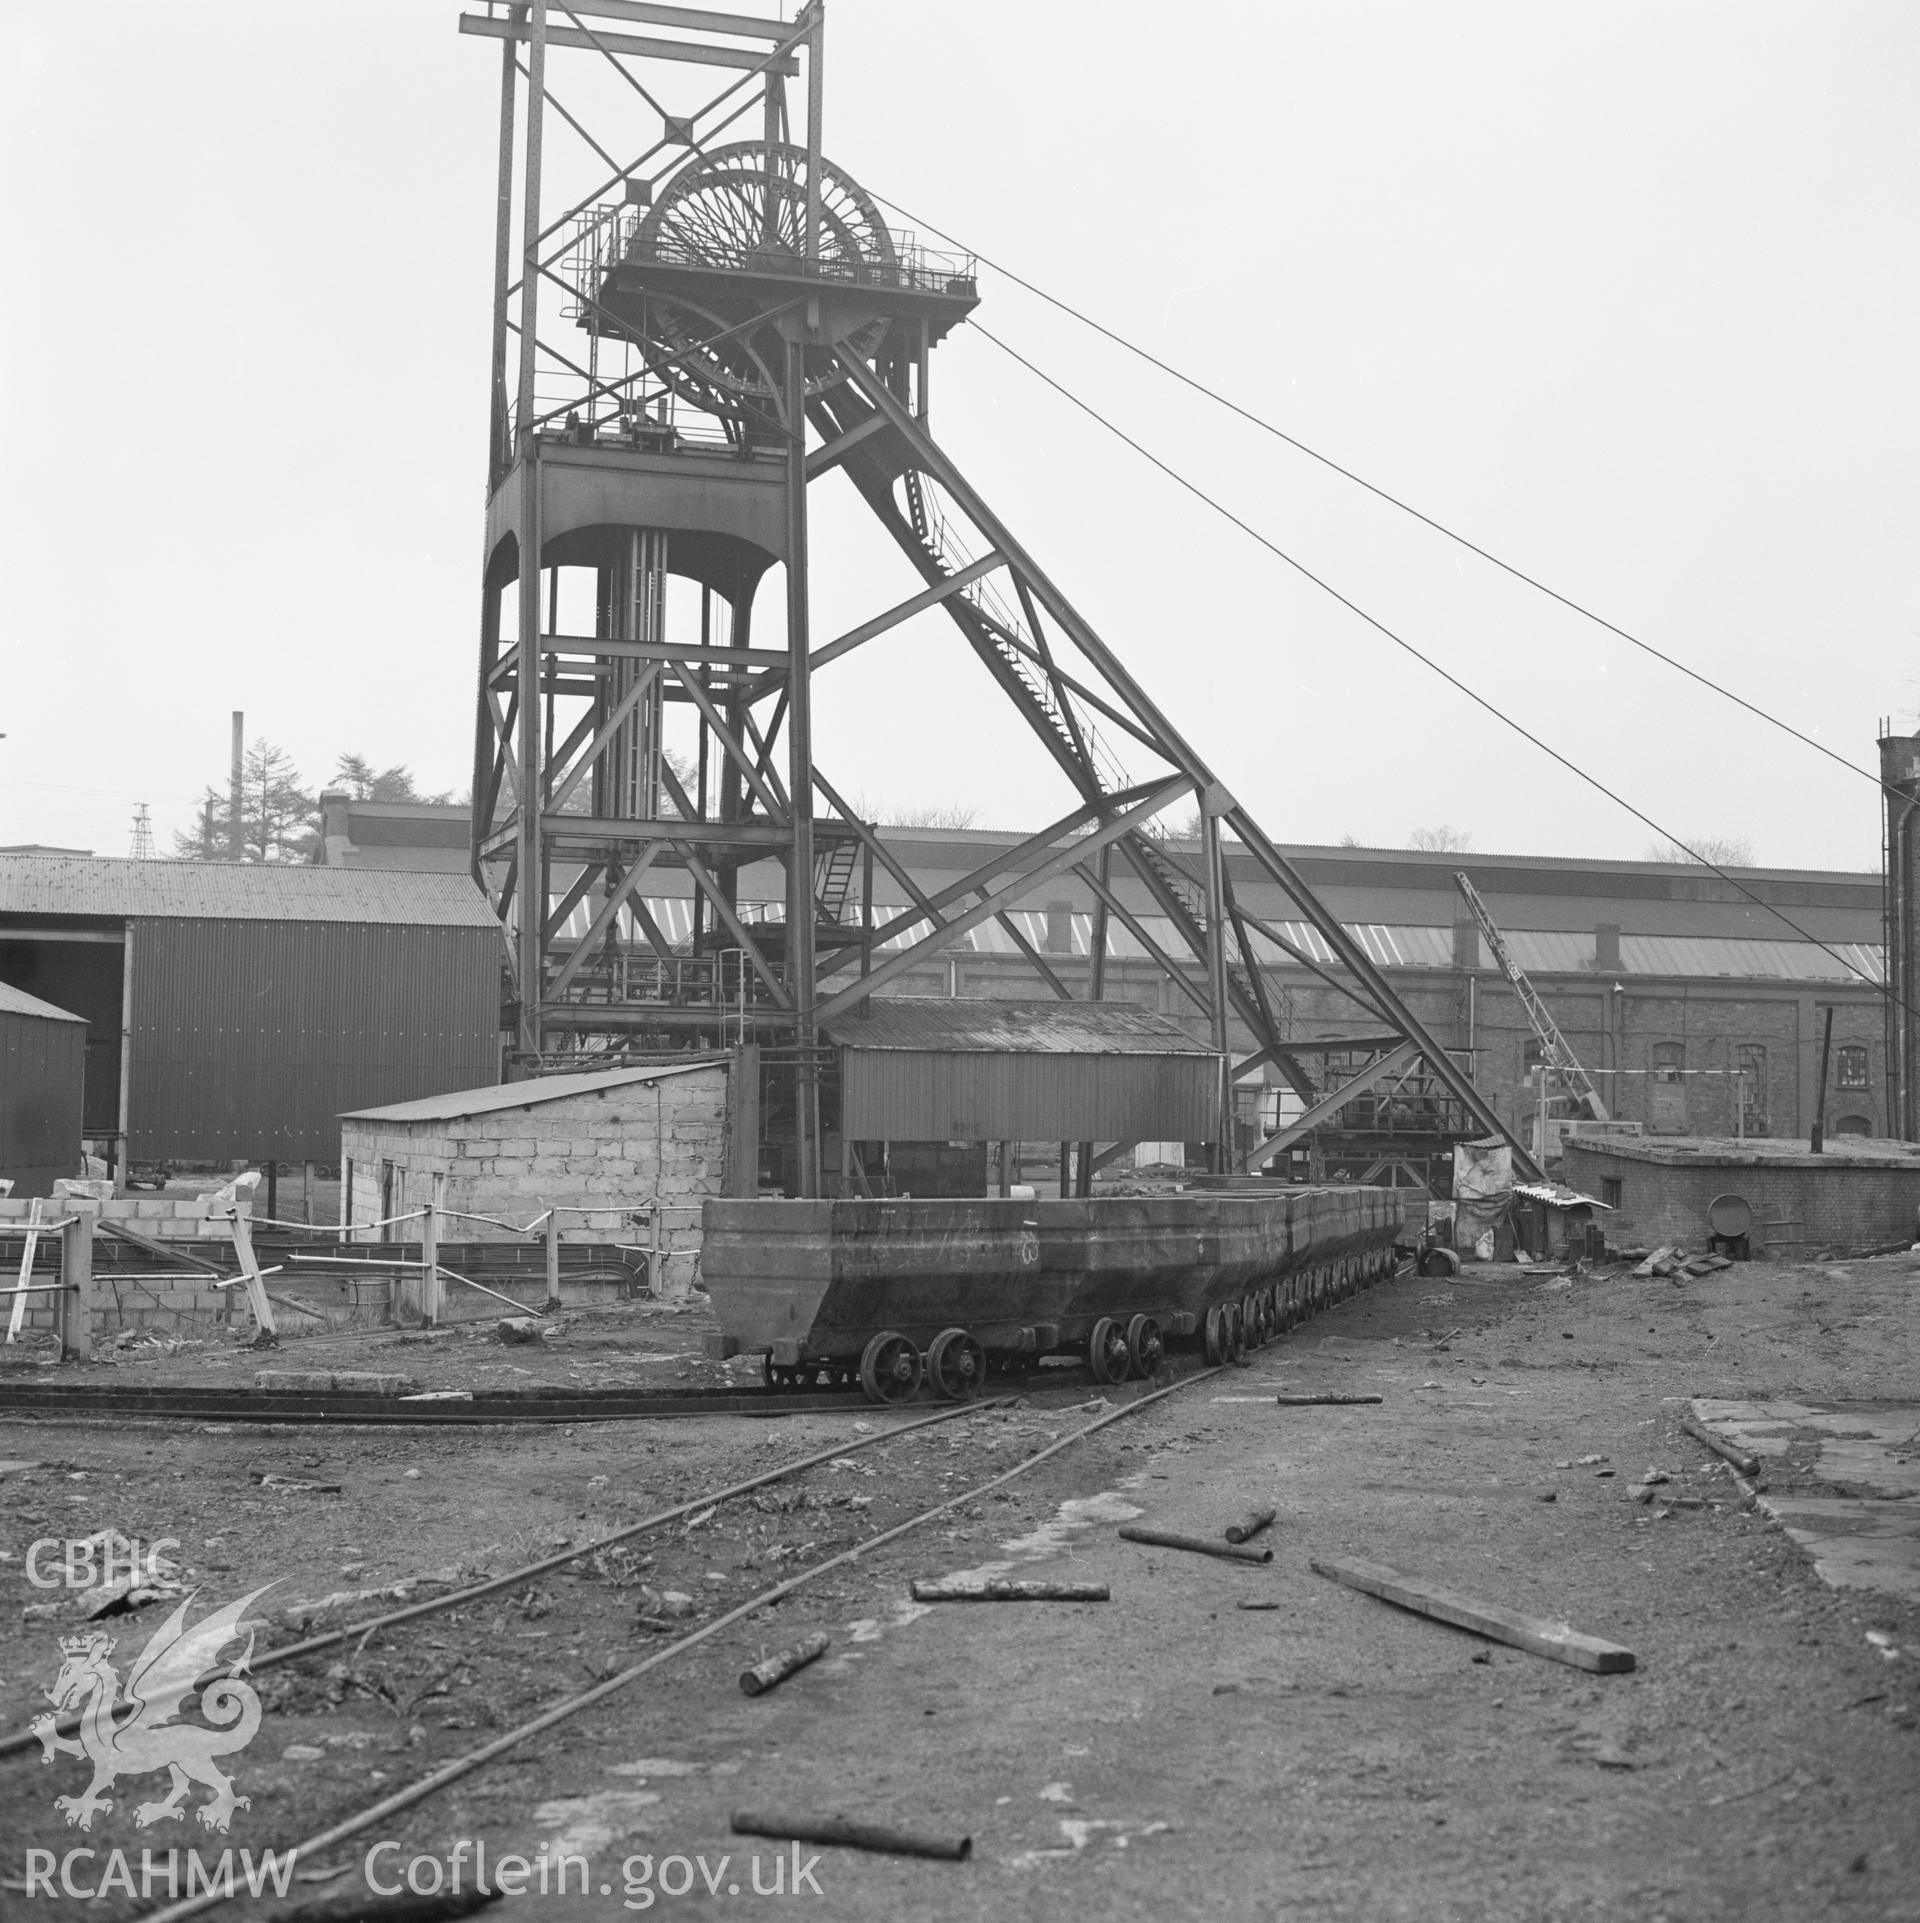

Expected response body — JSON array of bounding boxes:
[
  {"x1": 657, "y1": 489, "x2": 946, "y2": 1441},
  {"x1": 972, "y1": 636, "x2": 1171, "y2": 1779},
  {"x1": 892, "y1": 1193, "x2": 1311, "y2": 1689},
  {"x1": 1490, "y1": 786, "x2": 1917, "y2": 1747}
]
[{"x1": 1563, "y1": 1133, "x2": 1920, "y2": 1258}]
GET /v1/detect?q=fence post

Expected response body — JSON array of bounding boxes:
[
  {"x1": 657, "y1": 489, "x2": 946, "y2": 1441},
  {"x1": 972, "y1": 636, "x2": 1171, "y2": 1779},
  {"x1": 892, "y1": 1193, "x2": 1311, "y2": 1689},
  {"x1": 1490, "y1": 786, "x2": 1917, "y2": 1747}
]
[
  {"x1": 7, "y1": 1197, "x2": 43, "y2": 1344},
  {"x1": 422, "y1": 1174, "x2": 443, "y2": 1327},
  {"x1": 544, "y1": 1209, "x2": 563, "y2": 1313},
  {"x1": 57, "y1": 1199, "x2": 100, "y2": 1363},
  {"x1": 228, "y1": 1207, "x2": 278, "y2": 1342},
  {"x1": 202, "y1": 1171, "x2": 276, "y2": 1342}
]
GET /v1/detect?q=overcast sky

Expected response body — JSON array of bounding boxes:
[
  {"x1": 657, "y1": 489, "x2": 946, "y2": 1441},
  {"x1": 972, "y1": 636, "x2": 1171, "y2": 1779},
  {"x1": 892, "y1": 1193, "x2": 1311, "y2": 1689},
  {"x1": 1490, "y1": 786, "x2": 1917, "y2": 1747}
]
[{"x1": 4, "y1": 1, "x2": 1914, "y2": 872}]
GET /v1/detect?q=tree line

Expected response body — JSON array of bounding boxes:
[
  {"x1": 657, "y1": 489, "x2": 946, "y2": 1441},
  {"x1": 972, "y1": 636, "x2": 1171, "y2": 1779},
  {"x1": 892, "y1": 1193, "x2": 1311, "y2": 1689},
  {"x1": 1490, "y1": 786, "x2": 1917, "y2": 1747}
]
[{"x1": 173, "y1": 745, "x2": 459, "y2": 863}]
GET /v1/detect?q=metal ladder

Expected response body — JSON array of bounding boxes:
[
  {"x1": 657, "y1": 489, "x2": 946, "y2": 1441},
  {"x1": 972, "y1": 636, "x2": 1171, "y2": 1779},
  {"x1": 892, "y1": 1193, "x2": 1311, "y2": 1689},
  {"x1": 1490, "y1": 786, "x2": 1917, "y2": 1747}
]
[{"x1": 813, "y1": 841, "x2": 857, "y2": 924}]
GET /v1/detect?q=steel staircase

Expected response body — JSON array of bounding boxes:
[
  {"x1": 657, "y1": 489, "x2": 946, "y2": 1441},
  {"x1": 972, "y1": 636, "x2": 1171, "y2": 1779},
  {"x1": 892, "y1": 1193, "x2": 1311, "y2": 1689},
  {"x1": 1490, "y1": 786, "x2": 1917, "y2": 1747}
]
[{"x1": 813, "y1": 841, "x2": 858, "y2": 924}]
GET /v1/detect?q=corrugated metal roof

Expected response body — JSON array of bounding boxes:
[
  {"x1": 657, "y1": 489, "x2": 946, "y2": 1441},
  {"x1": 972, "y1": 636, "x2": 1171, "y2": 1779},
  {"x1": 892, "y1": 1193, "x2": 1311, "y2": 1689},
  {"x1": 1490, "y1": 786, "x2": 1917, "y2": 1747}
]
[
  {"x1": 1502, "y1": 930, "x2": 1607, "y2": 972},
  {"x1": 1619, "y1": 933, "x2": 1882, "y2": 983},
  {"x1": 1246, "y1": 921, "x2": 1455, "y2": 968},
  {"x1": 1245, "y1": 920, "x2": 1882, "y2": 983},
  {"x1": 0, "y1": 856, "x2": 500, "y2": 928},
  {"x1": 340, "y1": 1059, "x2": 720, "y2": 1124},
  {"x1": 825, "y1": 998, "x2": 1214, "y2": 1055},
  {"x1": 0, "y1": 981, "x2": 86, "y2": 1023}
]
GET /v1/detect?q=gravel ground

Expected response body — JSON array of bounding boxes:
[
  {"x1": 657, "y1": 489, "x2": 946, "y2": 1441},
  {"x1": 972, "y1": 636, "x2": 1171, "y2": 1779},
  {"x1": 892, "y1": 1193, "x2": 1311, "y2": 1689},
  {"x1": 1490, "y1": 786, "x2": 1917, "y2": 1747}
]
[{"x1": 1, "y1": 1252, "x2": 1916, "y2": 1921}]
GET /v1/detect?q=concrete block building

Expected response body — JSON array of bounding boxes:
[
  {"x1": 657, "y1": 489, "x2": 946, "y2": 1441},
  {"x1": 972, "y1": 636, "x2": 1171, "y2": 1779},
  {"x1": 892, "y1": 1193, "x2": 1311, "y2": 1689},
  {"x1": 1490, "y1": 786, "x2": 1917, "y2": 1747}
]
[{"x1": 338, "y1": 1058, "x2": 742, "y2": 1295}]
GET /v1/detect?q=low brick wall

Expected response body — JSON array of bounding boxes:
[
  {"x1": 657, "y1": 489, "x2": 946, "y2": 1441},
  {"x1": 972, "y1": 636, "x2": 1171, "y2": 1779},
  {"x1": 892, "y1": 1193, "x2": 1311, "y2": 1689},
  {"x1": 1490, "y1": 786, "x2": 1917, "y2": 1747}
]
[{"x1": 1564, "y1": 1138, "x2": 1920, "y2": 1256}]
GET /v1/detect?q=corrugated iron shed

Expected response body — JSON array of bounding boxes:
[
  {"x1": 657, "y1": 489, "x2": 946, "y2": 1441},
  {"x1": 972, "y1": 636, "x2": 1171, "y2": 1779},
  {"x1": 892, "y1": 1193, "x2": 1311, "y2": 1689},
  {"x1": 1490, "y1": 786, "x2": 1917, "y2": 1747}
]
[
  {"x1": 0, "y1": 855, "x2": 497, "y2": 926},
  {"x1": 828, "y1": 999, "x2": 1218, "y2": 1143},
  {"x1": 126, "y1": 918, "x2": 504, "y2": 1160},
  {"x1": 0, "y1": 856, "x2": 504, "y2": 1162},
  {"x1": 0, "y1": 980, "x2": 86, "y2": 1195},
  {"x1": 0, "y1": 982, "x2": 86, "y2": 1023}
]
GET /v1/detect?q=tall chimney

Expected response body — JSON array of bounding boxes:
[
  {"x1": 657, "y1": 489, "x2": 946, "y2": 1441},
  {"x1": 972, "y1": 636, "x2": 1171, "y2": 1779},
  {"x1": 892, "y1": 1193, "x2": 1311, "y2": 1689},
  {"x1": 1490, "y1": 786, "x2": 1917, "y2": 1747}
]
[{"x1": 229, "y1": 712, "x2": 244, "y2": 862}]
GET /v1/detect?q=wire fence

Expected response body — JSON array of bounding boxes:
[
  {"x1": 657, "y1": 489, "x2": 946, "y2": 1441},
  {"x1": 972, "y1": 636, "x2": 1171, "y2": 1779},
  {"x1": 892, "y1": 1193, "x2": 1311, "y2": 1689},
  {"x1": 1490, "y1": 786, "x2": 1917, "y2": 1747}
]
[{"x1": 0, "y1": 1181, "x2": 711, "y2": 1358}]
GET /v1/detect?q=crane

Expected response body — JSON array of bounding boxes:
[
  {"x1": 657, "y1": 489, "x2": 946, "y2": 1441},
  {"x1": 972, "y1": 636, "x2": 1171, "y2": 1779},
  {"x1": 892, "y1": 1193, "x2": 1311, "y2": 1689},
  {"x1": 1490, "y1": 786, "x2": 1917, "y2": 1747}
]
[{"x1": 1452, "y1": 871, "x2": 1609, "y2": 1126}]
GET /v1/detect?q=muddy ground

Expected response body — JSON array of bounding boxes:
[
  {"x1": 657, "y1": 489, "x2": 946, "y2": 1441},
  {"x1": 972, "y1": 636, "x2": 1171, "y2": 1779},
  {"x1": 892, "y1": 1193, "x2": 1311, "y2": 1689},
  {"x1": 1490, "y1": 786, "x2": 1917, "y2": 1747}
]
[{"x1": 1, "y1": 1251, "x2": 1916, "y2": 1922}]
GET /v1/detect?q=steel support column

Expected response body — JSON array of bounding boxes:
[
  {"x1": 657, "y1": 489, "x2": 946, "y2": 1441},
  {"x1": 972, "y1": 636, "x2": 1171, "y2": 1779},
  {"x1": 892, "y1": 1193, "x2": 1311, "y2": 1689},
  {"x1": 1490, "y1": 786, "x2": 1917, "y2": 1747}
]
[{"x1": 785, "y1": 335, "x2": 819, "y2": 1195}]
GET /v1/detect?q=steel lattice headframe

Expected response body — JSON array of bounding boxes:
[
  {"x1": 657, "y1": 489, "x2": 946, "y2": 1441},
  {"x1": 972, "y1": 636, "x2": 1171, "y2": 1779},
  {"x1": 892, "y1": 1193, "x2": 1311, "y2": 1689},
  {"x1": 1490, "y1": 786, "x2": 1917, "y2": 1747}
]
[{"x1": 460, "y1": 0, "x2": 1537, "y2": 1192}]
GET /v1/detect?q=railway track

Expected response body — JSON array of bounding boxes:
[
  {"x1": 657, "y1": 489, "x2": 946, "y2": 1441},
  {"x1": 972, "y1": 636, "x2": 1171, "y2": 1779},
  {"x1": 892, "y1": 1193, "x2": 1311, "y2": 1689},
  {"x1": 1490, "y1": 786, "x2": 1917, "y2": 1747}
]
[
  {"x1": 0, "y1": 1394, "x2": 999, "y2": 1765},
  {"x1": 0, "y1": 1380, "x2": 877, "y2": 1425},
  {"x1": 3, "y1": 1361, "x2": 1227, "y2": 1922}
]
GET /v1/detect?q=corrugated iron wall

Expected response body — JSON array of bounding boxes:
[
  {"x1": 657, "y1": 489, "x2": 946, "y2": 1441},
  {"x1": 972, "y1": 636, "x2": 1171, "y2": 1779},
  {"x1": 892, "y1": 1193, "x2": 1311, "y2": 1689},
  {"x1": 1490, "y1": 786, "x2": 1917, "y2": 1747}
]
[
  {"x1": 128, "y1": 919, "x2": 502, "y2": 1161},
  {"x1": 0, "y1": 1007, "x2": 86, "y2": 1194},
  {"x1": 840, "y1": 1048, "x2": 1218, "y2": 1144}
]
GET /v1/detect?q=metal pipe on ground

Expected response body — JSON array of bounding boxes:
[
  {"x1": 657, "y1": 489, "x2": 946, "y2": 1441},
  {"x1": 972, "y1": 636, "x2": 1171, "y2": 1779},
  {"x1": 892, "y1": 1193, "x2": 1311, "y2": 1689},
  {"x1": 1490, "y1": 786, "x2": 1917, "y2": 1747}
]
[{"x1": 731, "y1": 1811, "x2": 970, "y2": 1862}]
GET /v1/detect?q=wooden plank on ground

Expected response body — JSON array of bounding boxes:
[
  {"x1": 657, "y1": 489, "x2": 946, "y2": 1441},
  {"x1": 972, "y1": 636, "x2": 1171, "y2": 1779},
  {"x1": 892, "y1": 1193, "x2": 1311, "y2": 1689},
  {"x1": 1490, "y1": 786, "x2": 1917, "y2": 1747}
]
[{"x1": 1310, "y1": 1554, "x2": 1635, "y2": 1673}]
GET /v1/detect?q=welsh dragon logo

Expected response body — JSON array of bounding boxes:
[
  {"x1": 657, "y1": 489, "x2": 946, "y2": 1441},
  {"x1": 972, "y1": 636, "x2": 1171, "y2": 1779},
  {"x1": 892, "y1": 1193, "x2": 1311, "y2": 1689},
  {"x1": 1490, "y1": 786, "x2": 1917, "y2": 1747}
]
[{"x1": 31, "y1": 1584, "x2": 275, "y2": 1832}]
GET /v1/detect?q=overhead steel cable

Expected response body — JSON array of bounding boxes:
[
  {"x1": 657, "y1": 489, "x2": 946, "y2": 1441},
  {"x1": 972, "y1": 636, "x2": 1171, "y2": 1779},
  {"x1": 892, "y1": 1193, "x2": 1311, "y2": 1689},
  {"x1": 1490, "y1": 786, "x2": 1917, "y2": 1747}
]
[
  {"x1": 970, "y1": 321, "x2": 1898, "y2": 1015},
  {"x1": 872, "y1": 192, "x2": 1889, "y2": 802}
]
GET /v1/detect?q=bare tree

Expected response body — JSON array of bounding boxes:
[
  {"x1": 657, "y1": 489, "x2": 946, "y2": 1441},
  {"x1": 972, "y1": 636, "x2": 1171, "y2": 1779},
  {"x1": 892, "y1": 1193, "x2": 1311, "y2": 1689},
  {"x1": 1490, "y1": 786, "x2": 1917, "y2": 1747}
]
[
  {"x1": 1644, "y1": 834, "x2": 1754, "y2": 868},
  {"x1": 1408, "y1": 825, "x2": 1472, "y2": 852},
  {"x1": 331, "y1": 754, "x2": 454, "y2": 805},
  {"x1": 883, "y1": 802, "x2": 981, "y2": 830}
]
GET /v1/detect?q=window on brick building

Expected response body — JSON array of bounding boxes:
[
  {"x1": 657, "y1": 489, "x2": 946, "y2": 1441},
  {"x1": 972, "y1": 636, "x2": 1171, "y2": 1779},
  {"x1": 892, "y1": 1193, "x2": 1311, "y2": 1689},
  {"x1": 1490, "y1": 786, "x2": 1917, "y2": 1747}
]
[
  {"x1": 1834, "y1": 1114, "x2": 1871, "y2": 1137},
  {"x1": 1649, "y1": 1041, "x2": 1687, "y2": 1132},
  {"x1": 1836, "y1": 1044, "x2": 1869, "y2": 1089},
  {"x1": 1600, "y1": 1177, "x2": 1622, "y2": 1208}
]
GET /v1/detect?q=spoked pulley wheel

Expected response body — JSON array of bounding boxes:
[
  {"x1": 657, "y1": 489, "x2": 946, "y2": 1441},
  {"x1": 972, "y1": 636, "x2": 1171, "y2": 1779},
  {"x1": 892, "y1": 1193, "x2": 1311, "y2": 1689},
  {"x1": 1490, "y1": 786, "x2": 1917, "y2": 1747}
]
[
  {"x1": 628, "y1": 141, "x2": 900, "y2": 424},
  {"x1": 926, "y1": 1327, "x2": 986, "y2": 1402},
  {"x1": 1087, "y1": 1316, "x2": 1131, "y2": 1386},
  {"x1": 859, "y1": 1329, "x2": 922, "y2": 1405}
]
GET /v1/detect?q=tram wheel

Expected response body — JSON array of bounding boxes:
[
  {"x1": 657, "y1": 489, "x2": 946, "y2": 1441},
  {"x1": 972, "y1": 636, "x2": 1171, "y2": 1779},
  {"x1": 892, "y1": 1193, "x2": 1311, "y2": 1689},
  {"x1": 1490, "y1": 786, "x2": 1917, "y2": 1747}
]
[
  {"x1": 1226, "y1": 1302, "x2": 1248, "y2": 1365},
  {"x1": 1088, "y1": 1316, "x2": 1131, "y2": 1385},
  {"x1": 1125, "y1": 1313, "x2": 1164, "y2": 1378},
  {"x1": 858, "y1": 1330, "x2": 922, "y2": 1405},
  {"x1": 927, "y1": 1327, "x2": 986, "y2": 1402}
]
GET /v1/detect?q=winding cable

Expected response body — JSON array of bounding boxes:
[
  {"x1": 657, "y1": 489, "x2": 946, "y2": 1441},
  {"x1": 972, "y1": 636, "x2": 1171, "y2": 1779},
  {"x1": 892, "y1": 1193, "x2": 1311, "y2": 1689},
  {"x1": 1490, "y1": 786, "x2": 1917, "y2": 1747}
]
[
  {"x1": 970, "y1": 321, "x2": 1900, "y2": 1015},
  {"x1": 873, "y1": 190, "x2": 1892, "y2": 800}
]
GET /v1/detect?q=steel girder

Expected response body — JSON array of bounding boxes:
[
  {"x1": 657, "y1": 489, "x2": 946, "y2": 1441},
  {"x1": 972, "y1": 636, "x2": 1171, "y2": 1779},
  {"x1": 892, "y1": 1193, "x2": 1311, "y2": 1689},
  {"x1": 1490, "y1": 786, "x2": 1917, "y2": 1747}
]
[{"x1": 462, "y1": 0, "x2": 1540, "y2": 1184}]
